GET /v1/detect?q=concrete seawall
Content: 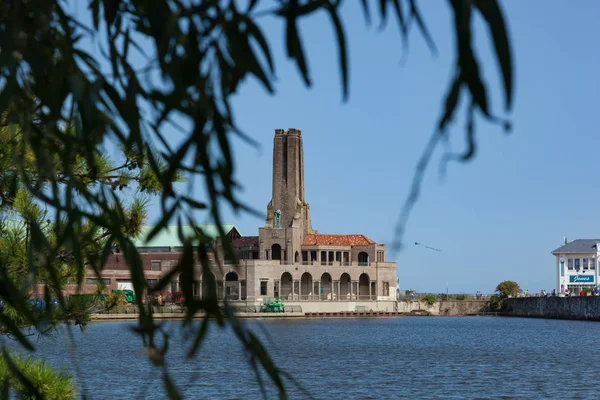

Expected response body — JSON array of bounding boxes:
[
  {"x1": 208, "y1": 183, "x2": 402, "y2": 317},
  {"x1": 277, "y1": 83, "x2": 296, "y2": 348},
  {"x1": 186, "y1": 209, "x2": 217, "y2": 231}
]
[
  {"x1": 502, "y1": 297, "x2": 600, "y2": 321},
  {"x1": 89, "y1": 300, "x2": 491, "y2": 321},
  {"x1": 394, "y1": 300, "x2": 490, "y2": 316}
]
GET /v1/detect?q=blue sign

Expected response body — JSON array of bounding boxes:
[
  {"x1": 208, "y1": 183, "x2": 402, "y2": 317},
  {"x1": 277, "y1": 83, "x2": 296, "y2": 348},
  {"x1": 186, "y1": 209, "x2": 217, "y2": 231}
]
[{"x1": 569, "y1": 275, "x2": 595, "y2": 283}]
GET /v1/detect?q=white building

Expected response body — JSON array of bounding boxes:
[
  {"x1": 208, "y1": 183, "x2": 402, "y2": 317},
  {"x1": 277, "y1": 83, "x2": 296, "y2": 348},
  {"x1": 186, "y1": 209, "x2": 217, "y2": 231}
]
[{"x1": 552, "y1": 238, "x2": 599, "y2": 294}]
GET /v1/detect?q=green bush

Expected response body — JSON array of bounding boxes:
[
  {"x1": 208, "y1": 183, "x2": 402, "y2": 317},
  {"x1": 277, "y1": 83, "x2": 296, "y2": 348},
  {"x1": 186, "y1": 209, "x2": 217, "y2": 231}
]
[
  {"x1": 455, "y1": 294, "x2": 466, "y2": 301},
  {"x1": 421, "y1": 294, "x2": 437, "y2": 306},
  {"x1": 495, "y1": 281, "x2": 521, "y2": 297},
  {"x1": 0, "y1": 353, "x2": 75, "y2": 399},
  {"x1": 489, "y1": 295, "x2": 504, "y2": 311}
]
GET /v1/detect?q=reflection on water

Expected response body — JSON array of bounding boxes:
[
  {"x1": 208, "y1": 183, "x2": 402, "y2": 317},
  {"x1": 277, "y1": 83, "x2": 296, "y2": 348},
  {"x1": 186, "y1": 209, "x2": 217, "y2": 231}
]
[{"x1": 6, "y1": 317, "x2": 599, "y2": 399}]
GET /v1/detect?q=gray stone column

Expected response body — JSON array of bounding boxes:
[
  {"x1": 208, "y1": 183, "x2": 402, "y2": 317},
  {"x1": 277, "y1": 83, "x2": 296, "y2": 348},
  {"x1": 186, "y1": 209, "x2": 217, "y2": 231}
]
[{"x1": 238, "y1": 281, "x2": 242, "y2": 301}]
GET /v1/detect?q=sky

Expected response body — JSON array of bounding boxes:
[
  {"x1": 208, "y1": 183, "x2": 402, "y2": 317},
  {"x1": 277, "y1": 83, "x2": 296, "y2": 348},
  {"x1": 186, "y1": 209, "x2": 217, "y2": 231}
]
[{"x1": 72, "y1": 1, "x2": 600, "y2": 294}]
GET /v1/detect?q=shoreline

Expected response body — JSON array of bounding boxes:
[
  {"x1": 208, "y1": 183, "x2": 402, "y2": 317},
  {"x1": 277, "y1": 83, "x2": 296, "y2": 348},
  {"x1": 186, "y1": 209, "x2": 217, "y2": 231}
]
[{"x1": 90, "y1": 311, "x2": 499, "y2": 321}]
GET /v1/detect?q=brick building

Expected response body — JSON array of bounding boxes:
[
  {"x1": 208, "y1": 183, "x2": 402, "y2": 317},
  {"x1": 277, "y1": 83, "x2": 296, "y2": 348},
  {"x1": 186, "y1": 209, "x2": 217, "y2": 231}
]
[{"x1": 84, "y1": 128, "x2": 398, "y2": 311}]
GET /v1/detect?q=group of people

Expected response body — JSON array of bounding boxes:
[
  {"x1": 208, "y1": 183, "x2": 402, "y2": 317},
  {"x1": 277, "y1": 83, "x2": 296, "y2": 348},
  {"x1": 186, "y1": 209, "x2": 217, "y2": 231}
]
[
  {"x1": 519, "y1": 289, "x2": 557, "y2": 297},
  {"x1": 562, "y1": 286, "x2": 600, "y2": 297}
]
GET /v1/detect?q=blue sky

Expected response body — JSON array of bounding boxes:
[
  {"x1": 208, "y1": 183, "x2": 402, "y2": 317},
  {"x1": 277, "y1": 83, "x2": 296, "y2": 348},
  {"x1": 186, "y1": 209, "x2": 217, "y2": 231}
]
[{"x1": 73, "y1": 1, "x2": 600, "y2": 294}]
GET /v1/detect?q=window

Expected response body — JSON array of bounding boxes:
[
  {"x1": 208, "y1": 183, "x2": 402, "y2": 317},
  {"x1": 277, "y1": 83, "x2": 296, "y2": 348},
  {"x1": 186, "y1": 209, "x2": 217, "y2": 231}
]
[
  {"x1": 86, "y1": 278, "x2": 110, "y2": 286},
  {"x1": 260, "y1": 281, "x2": 268, "y2": 296},
  {"x1": 151, "y1": 261, "x2": 162, "y2": 271},
  {"x1": 567, "y1": 259, "x2": 573, "y2": 270},
  {"x1": 575, "y1": 259, "x2": 580, "y2": 270},
  {"x1": 583, "y1": 258, "x2": 589, "y2": 270},
  {"x1": 383, "y1": 281, "x2": 390, "y2": 296},
  {"x1": 592, "y1": 258, "x2": 596, "y2": 270},
  {"x1": 147, "y1": 279, "x2": 158, "y2": 289}
]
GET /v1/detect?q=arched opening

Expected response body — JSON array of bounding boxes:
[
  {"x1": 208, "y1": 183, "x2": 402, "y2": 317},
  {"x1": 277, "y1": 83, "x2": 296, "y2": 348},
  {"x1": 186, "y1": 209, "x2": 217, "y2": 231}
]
[
  {"x1": 225, "y1": 272, "x2": 239, "y2": 300},
  {"x1": 340, "y1": 273, "x2": 351, "y2": 300},
  {"x1": 294, "y1": 251, "x2": 299, "y2": 264},
  {"x1": 321, "y1": 273, "x2": 332, "y2": 300},
  {"x1": 359, "y1": 273, "x2": 370, "y2": 298},
  {"x1": 358, "y1": 252, "x2": 370, "y2": 266},
  {"x1": 281, "y1": 272, "x2": 293, "y2": 299},
  {"x1": 271, "y1": 244, "x2": 282, "y2": 260},
  {"x1": 301, "y1": 272, "x2": 313, "y2": 299}
]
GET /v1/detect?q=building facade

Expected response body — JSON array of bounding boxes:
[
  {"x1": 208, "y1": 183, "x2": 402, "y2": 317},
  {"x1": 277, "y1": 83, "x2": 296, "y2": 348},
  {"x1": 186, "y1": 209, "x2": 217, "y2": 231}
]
[
  {"x1": 552, "y1": 239, "x2": 599, "y2": 294},
  {"x1": 85, "y1": 128, "x2": 397, "y2": 310}
]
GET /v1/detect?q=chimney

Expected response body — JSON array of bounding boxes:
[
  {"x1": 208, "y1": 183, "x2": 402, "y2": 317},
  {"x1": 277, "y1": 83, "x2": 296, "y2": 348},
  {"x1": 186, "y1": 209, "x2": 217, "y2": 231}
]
[{"x1": 564, "y1": 236, "x2": 567, "y2": 245}]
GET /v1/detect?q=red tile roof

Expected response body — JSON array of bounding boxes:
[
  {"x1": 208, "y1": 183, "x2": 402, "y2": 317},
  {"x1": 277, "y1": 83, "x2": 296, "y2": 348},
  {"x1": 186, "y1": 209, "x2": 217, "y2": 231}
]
[
  {"x1": 232, "y1": 236, "x2": 259, "y2": 248},
  {"x1": 303, "y1": 234, "x2": 375, "y2": 246}
]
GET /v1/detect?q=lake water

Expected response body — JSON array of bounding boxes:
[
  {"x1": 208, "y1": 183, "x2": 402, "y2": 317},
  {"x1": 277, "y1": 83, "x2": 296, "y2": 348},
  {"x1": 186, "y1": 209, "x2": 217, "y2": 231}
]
[{"x1": 8, "y1": 316, "x2": 599, "y2": 399}]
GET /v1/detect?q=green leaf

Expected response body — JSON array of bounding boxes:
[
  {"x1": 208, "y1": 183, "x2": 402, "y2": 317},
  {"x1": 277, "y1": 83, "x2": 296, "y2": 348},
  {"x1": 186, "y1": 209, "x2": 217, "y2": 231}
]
[
  {"x1": 181, "y1": 196, "x2": 207, "y2": 210},
  {"x1": 438, "y1": 74, "x2": 461, "y2": 131},
  {"x1": 103, "y1": 0, "x2": 119, "y2": 27},
  {"x1": 360, "y1": 0, "x2": 371, "y2": 25},
  {"x1": 284, "y1": 1, "x2": 311, "y2": 86},
  {"x1": 461, "y1": 104, "x2": 476, "y2": 160},
  {"x1": 89, "y1": 0, "x2": 100, "y2": 31},
  {"x1": 408, "y1": 0, "x2": 437, "y2": 54},
  {"x1": 1, "y1": 350, "x2": 37, "y2": 398},
  {"x1": 379, "y1": 0, "x2": 389, "y2": 28},
  {"x1": 390, "y1": 0, "x2": 407, "y2": 36},
  {"x1": 472, "y1": 0, "x2": 513, "y2": 110},
  {"x1": 243, "y1": 16, "x2": 275, "y2": 74},
  {"x1": 325, "y1": 3, "x2": 349, "y2": 101},
  {"x1": 163, "y1": 371, "x2": 182, "y2": 400}
]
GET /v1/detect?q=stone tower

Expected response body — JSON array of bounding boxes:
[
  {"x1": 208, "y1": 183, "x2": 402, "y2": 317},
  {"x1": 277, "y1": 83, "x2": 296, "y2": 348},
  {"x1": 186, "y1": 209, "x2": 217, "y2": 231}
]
[{"x1": 260, "y1": 128, "x2": 314, "y2": 262}]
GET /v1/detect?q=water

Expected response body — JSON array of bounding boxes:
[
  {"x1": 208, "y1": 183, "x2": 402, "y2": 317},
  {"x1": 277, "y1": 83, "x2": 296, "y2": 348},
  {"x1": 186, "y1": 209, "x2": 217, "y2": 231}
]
[{"x1": 7, "y1": 317, "x2": 598, "y2": 399}]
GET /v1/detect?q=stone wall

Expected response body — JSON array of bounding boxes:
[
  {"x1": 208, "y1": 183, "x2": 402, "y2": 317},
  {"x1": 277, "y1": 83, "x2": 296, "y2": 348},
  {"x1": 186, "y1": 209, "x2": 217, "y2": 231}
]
[
  {"x1": 502, "y1": 297, "x2": 600, "y2": 321},
  {"x1": 438, "y1": 300, "x2": 490, "y2": 316},
  {"x1": 396, "y1": 300, "x2": 490, "y2": 316}
]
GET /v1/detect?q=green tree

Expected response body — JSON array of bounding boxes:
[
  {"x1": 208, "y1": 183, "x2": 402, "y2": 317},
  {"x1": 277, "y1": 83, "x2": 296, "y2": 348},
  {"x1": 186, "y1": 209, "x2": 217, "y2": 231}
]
[
  {"x1": 0, "y1": 0, "x2": 514, "y2": 398},
  {"x1": 0, "y1": 352, "x2": 76, "y2": 399},
  {"x1": 495, "y1": 280, "x2": 521, "y2": 298}
]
